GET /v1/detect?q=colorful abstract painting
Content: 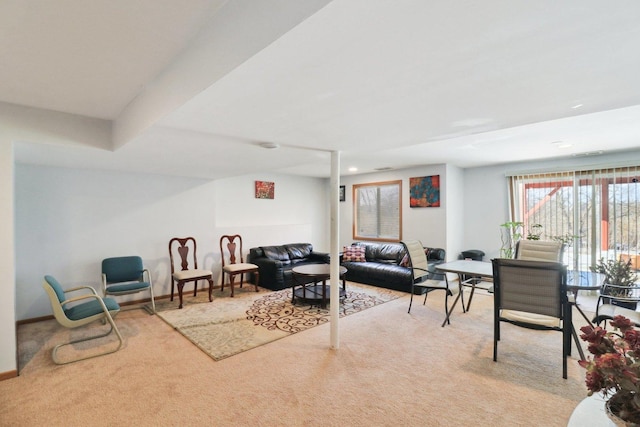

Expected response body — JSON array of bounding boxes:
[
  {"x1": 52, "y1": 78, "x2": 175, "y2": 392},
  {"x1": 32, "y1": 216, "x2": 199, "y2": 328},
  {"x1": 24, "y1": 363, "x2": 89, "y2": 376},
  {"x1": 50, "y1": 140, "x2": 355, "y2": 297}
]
[
  {"x1": 255, "y1": 181, "x2": 275, "y2": 199},
  {"x1": 409, "y1": 175, "x2": 440, "y2": 207}
]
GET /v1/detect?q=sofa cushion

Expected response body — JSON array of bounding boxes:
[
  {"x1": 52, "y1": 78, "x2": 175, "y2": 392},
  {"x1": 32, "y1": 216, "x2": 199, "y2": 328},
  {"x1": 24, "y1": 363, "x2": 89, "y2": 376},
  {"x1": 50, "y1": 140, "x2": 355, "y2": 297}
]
[
  {"x1": 285, "y1": 243, "x2": 313, "y2": 260},
  {"x1": 262, "y1": 246, "x2": 291, "y2": 263},
  {"x1": 343, "y1": 246, "x2": 366, "y2": 262},
  {"x1": 376, "y1": 243, "x2": 405, "y2": 263},
  {"x1": 353, "y1": 242, "x2": 404, "y2": 263}
]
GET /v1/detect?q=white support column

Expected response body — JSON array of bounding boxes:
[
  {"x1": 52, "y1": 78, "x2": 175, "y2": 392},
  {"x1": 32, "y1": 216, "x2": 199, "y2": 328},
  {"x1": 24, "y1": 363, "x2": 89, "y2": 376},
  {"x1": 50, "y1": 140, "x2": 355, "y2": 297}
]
[
  {"x1": 330, "y1": 150, "x2": 340, "y2": 349},
  {"x1": 0, "y1": 140, "x2": 16, "y2": 376}
]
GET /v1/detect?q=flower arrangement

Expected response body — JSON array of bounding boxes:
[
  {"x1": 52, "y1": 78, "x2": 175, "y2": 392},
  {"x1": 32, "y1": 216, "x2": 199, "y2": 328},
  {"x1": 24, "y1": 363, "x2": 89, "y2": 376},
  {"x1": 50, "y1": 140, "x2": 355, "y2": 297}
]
[{"x1": 579, "y1": 315, "x2": 640, "y2": 424}]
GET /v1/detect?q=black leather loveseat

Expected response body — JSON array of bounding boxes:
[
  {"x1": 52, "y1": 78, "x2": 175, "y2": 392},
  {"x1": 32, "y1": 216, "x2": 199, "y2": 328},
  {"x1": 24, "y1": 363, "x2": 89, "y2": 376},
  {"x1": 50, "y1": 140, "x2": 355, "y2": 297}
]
[
  {"x1": 247, "y1": 243, "x2": 330, "y2": 291},
  {"x1": 341, "y1": 241, "x2": 446, "y2": 293}
]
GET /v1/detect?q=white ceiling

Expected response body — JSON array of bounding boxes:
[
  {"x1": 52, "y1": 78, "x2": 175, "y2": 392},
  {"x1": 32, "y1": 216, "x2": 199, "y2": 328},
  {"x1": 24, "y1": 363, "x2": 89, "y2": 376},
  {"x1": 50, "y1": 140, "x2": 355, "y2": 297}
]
[{"x1": 5, "y1": 0, "x2": 640, "y2": 179}]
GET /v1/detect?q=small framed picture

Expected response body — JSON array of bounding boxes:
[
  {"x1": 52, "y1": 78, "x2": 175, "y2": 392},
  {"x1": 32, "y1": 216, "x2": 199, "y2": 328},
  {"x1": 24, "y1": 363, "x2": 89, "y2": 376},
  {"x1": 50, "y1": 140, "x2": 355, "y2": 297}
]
[
  {"x1": 255, "y1": 181, "x2": 275, "y2": 199},
  {"x1": 339, "y1": 185, "x2": 346, "y2": 202}
]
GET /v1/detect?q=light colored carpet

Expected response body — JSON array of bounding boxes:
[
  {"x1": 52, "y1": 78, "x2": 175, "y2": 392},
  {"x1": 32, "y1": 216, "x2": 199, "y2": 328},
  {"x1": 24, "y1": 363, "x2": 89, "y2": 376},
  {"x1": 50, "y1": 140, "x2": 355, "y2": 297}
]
[
  {"x1": 5, "y1": 284, "x2": 597, "y2": 426},
  {"x1": 153, "y1": 283, "x2": 402, "y2": 361}
]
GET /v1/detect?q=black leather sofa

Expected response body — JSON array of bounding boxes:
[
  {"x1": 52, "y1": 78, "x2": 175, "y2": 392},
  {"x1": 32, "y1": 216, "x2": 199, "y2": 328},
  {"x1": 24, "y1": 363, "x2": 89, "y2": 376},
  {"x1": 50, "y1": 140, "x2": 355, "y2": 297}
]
[
  {"x1": 247, "y1": 243, "x2": 330, "y2": 291},
  {"x1": 341, "y1": 241, "x2": 446, "y2": 293}
]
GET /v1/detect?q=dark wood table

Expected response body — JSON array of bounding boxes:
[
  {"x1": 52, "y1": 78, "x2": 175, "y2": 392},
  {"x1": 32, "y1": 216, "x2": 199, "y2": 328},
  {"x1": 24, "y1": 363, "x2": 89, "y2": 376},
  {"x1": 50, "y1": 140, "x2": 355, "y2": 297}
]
[{"x1": 291, "y1": 264, "x2": 347, "y2": 309}]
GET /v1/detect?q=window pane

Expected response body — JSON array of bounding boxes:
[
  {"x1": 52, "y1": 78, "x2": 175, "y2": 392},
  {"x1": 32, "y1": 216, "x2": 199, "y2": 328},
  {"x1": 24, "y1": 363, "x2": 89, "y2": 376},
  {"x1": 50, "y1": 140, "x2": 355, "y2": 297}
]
[{"x1": 354, "y1": 180, "x2": 402, "y2": 241}]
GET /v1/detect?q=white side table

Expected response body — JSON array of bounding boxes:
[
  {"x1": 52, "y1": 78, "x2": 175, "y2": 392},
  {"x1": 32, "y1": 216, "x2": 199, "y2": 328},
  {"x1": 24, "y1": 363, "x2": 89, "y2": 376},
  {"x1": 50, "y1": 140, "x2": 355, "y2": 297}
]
[{"x1": 567, "y1": 392, "x2": 616, "y2": 426}]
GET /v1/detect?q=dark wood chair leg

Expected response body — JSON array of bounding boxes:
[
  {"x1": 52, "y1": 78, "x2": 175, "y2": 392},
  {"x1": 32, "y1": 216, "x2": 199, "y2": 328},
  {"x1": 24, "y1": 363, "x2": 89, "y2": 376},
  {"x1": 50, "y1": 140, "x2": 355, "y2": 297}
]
[
  {"x1": 208, "y1": 278, "x2": 213, "y2": 302},
  {"x1": 254, "y1": 271, "x2": 260, "y2": 292},
  {"x1": 229, "y1": 275, "x2": 236, "y2": 297},
  {"x1": 178, "y1": 281, "x2": 185, "y2": 309}
]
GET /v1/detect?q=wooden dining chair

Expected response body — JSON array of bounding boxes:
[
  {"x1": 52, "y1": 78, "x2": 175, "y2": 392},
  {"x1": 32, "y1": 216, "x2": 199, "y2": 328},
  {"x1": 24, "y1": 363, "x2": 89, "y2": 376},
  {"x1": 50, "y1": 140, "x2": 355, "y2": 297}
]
[
  {"x1": 169, "y1": 237, "x2": 214, "y2": 308},
  {"x1": 220, "y1": 234, "x2": 259, "y2": 297}
]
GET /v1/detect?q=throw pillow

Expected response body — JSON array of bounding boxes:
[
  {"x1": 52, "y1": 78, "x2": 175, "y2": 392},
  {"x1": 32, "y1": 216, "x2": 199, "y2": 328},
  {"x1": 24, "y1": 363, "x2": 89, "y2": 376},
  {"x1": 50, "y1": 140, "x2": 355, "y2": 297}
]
[
  {"x1": 400, "y1": 254, "x2": 409, "y2": 267},
  {"x1": 343, "y1": 246, "x2": 366, "y2": 262}
]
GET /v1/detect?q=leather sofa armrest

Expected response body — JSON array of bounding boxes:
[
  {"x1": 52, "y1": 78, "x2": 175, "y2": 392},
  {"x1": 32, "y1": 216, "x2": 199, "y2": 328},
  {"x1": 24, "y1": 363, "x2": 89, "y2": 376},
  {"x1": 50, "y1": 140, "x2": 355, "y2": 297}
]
[
  {"x1": 247, "y1": 256, "x2": 283, "y2": 285},
  {"x1": 426, "y1": 248, "x2": 446, "y2": 262},
  {"x1": 309, "y1": 251, "x2": 330, "y2": 263}
]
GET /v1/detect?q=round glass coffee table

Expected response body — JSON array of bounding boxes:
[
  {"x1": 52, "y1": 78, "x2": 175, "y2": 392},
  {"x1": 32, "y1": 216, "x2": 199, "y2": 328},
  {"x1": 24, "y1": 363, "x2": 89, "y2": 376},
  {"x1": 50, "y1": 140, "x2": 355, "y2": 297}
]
[{"x1": 291, "y1": 264, "x2": 347, "y2": 309}]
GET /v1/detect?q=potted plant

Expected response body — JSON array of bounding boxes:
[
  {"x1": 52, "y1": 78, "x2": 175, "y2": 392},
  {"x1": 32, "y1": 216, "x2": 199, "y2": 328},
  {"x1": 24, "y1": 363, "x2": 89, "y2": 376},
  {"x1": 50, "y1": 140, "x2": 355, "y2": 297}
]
[
  {"x1": 526, "y1": 223, "x2": 543, "y2": 240},
  {"x1": 591, "y1": 257, "x2": 638, "y2": 309},
  {"x1": 550, "y1": 232, "x2": 578, "y2": 248},
  {"x1": 499, "y1": 221, "x2": 524, "y2": 258},
  {"x1": 579, "y1": 316, "x2": 640, "y2": 425}
]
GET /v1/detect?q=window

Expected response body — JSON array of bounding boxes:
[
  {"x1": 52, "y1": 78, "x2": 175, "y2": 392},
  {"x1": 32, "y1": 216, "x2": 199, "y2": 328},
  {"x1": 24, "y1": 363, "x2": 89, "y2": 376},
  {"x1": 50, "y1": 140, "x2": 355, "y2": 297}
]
[
  {"x1": 508, "y1": 165, "x2": 640, "y2": 270},
  {"x1": 353, "y1": 180, "x2": 402, "y2": 241}
]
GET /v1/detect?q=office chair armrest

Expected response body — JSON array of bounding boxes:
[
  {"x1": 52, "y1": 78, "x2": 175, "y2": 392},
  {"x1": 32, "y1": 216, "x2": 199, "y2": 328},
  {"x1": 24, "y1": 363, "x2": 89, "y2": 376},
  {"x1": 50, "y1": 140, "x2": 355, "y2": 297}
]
[
  {"x1": 60, "y1": 292, "x2": 105, "y2": 307},
  {"x1": 599, "y1": 283, "x2": 640, "y2": 303},
  {"x1": 63, "y1": 285, "x2": 99, "y2": 296},
  {"x1": 142, "y1": 268, "x2": 153, "y2": 285},
  {"x1": 61, "y1": 293, "x2": 114, "y2": 316},
  {"x1": 101, "y1": 273, "x2": 108, "y2": 293}
]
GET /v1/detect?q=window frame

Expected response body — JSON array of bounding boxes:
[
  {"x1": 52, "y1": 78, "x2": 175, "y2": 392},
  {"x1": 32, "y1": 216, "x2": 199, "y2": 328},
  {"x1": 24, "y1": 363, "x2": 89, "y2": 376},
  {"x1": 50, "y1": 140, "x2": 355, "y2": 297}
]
[{"x1": 352, "y1": 179, "x2": 402, "y2": 242}]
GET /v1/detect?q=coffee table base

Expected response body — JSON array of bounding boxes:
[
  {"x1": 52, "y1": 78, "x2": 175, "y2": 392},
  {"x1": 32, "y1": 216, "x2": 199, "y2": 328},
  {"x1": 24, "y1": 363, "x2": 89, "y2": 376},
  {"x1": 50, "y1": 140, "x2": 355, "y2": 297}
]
[{"x1": 293, "y1": 284, "x2": 346, "y2": 309}]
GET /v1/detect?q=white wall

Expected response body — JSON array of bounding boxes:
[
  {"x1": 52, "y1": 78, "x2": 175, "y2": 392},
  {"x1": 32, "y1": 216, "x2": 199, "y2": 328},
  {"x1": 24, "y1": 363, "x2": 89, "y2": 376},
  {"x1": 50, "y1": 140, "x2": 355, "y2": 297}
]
[
  {"x1": 338, "y1": 165, "x2": 448, "y2": 251},
  {"x1": 463, "y1": 150, "x2": 640, "y2": 260},
  {"x1": 15, "y1": 165, "x2": 328, "y2": 321},
  {"x1": 445, "y1": 164, "x2": 465, "y2": 261}
]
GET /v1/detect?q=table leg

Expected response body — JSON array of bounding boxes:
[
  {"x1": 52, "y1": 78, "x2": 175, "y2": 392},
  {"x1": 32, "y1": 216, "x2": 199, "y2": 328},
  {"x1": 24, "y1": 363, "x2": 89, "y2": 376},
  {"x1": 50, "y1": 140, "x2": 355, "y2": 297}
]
[
  {"x1": 569, "y1": 299, "x2": 590, "y2": 361},
  {"x1": 459, "y1": 273, "x2": 475, "y2": 312},
  {"x1": 571, "y1": 324, "x2": 586, "y2": 361},
  {"x1": 292, "y1": 275, "x2": 300, "y2": 304},
  {"x1": 321, "y1": 279, "x2": 327, "y2": 309},
  {"x1": 574, "y1": 301, "x2": 594, "y2": 326},
  {"x1": 441, "y1": 275, "x2": 466, "y2": 327}
]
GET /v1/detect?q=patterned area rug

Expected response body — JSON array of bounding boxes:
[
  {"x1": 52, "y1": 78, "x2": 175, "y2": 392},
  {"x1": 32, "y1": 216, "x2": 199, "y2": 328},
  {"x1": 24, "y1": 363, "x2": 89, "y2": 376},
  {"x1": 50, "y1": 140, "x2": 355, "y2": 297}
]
[{"x1": 153, "y1": 283, "x2": 402, "y2": 361}]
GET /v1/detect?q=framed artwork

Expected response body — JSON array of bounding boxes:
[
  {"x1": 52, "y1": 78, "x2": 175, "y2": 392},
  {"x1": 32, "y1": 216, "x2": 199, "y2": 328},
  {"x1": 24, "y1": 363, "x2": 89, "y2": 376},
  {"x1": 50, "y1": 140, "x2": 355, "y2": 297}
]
[
  {"x1": 409, "y1": 175, "x2": 440, "y2": 207},
  {"x1": 255, "y1": 181, "x2": 275, "y2": 199},
  {"x1": 339, "y1": 185, "x2": 345, "y2": 202}
]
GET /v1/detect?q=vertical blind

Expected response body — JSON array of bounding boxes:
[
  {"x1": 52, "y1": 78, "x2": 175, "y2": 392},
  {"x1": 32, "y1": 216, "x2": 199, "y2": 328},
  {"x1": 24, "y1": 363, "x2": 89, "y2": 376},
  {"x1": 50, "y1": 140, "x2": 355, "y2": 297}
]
[{"x1": 508, "y1": 165, "x2": 640, "y2": 271}]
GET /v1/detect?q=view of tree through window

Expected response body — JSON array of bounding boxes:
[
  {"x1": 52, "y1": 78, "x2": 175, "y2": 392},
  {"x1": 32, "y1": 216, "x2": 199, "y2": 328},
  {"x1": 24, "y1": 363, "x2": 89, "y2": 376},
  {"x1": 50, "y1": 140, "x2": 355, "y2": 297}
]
[
  {"x1": 353, "y1": 180, "x2": 402, "y2": 241},
  {"x1": 509, "y1": 166, "x2": 640, "y2": 271}
]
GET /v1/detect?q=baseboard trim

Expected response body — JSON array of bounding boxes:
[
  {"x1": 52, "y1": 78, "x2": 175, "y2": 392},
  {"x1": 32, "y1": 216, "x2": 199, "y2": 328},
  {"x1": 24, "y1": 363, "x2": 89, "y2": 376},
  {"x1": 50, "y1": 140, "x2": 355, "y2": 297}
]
[
  {"x1": 0, "y1": 369, "x2": 18, "y2": 381},
  {"x1": 16, "y1": 290, "x2": 213, "y2": 325}
]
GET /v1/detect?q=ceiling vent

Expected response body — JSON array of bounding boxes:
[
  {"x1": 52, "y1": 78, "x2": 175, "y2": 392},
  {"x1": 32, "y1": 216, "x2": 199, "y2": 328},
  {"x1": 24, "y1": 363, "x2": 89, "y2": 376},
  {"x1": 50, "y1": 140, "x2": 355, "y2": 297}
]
[{"x1": 259, "y1": 142, "x2": 280, "y2": 149}]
